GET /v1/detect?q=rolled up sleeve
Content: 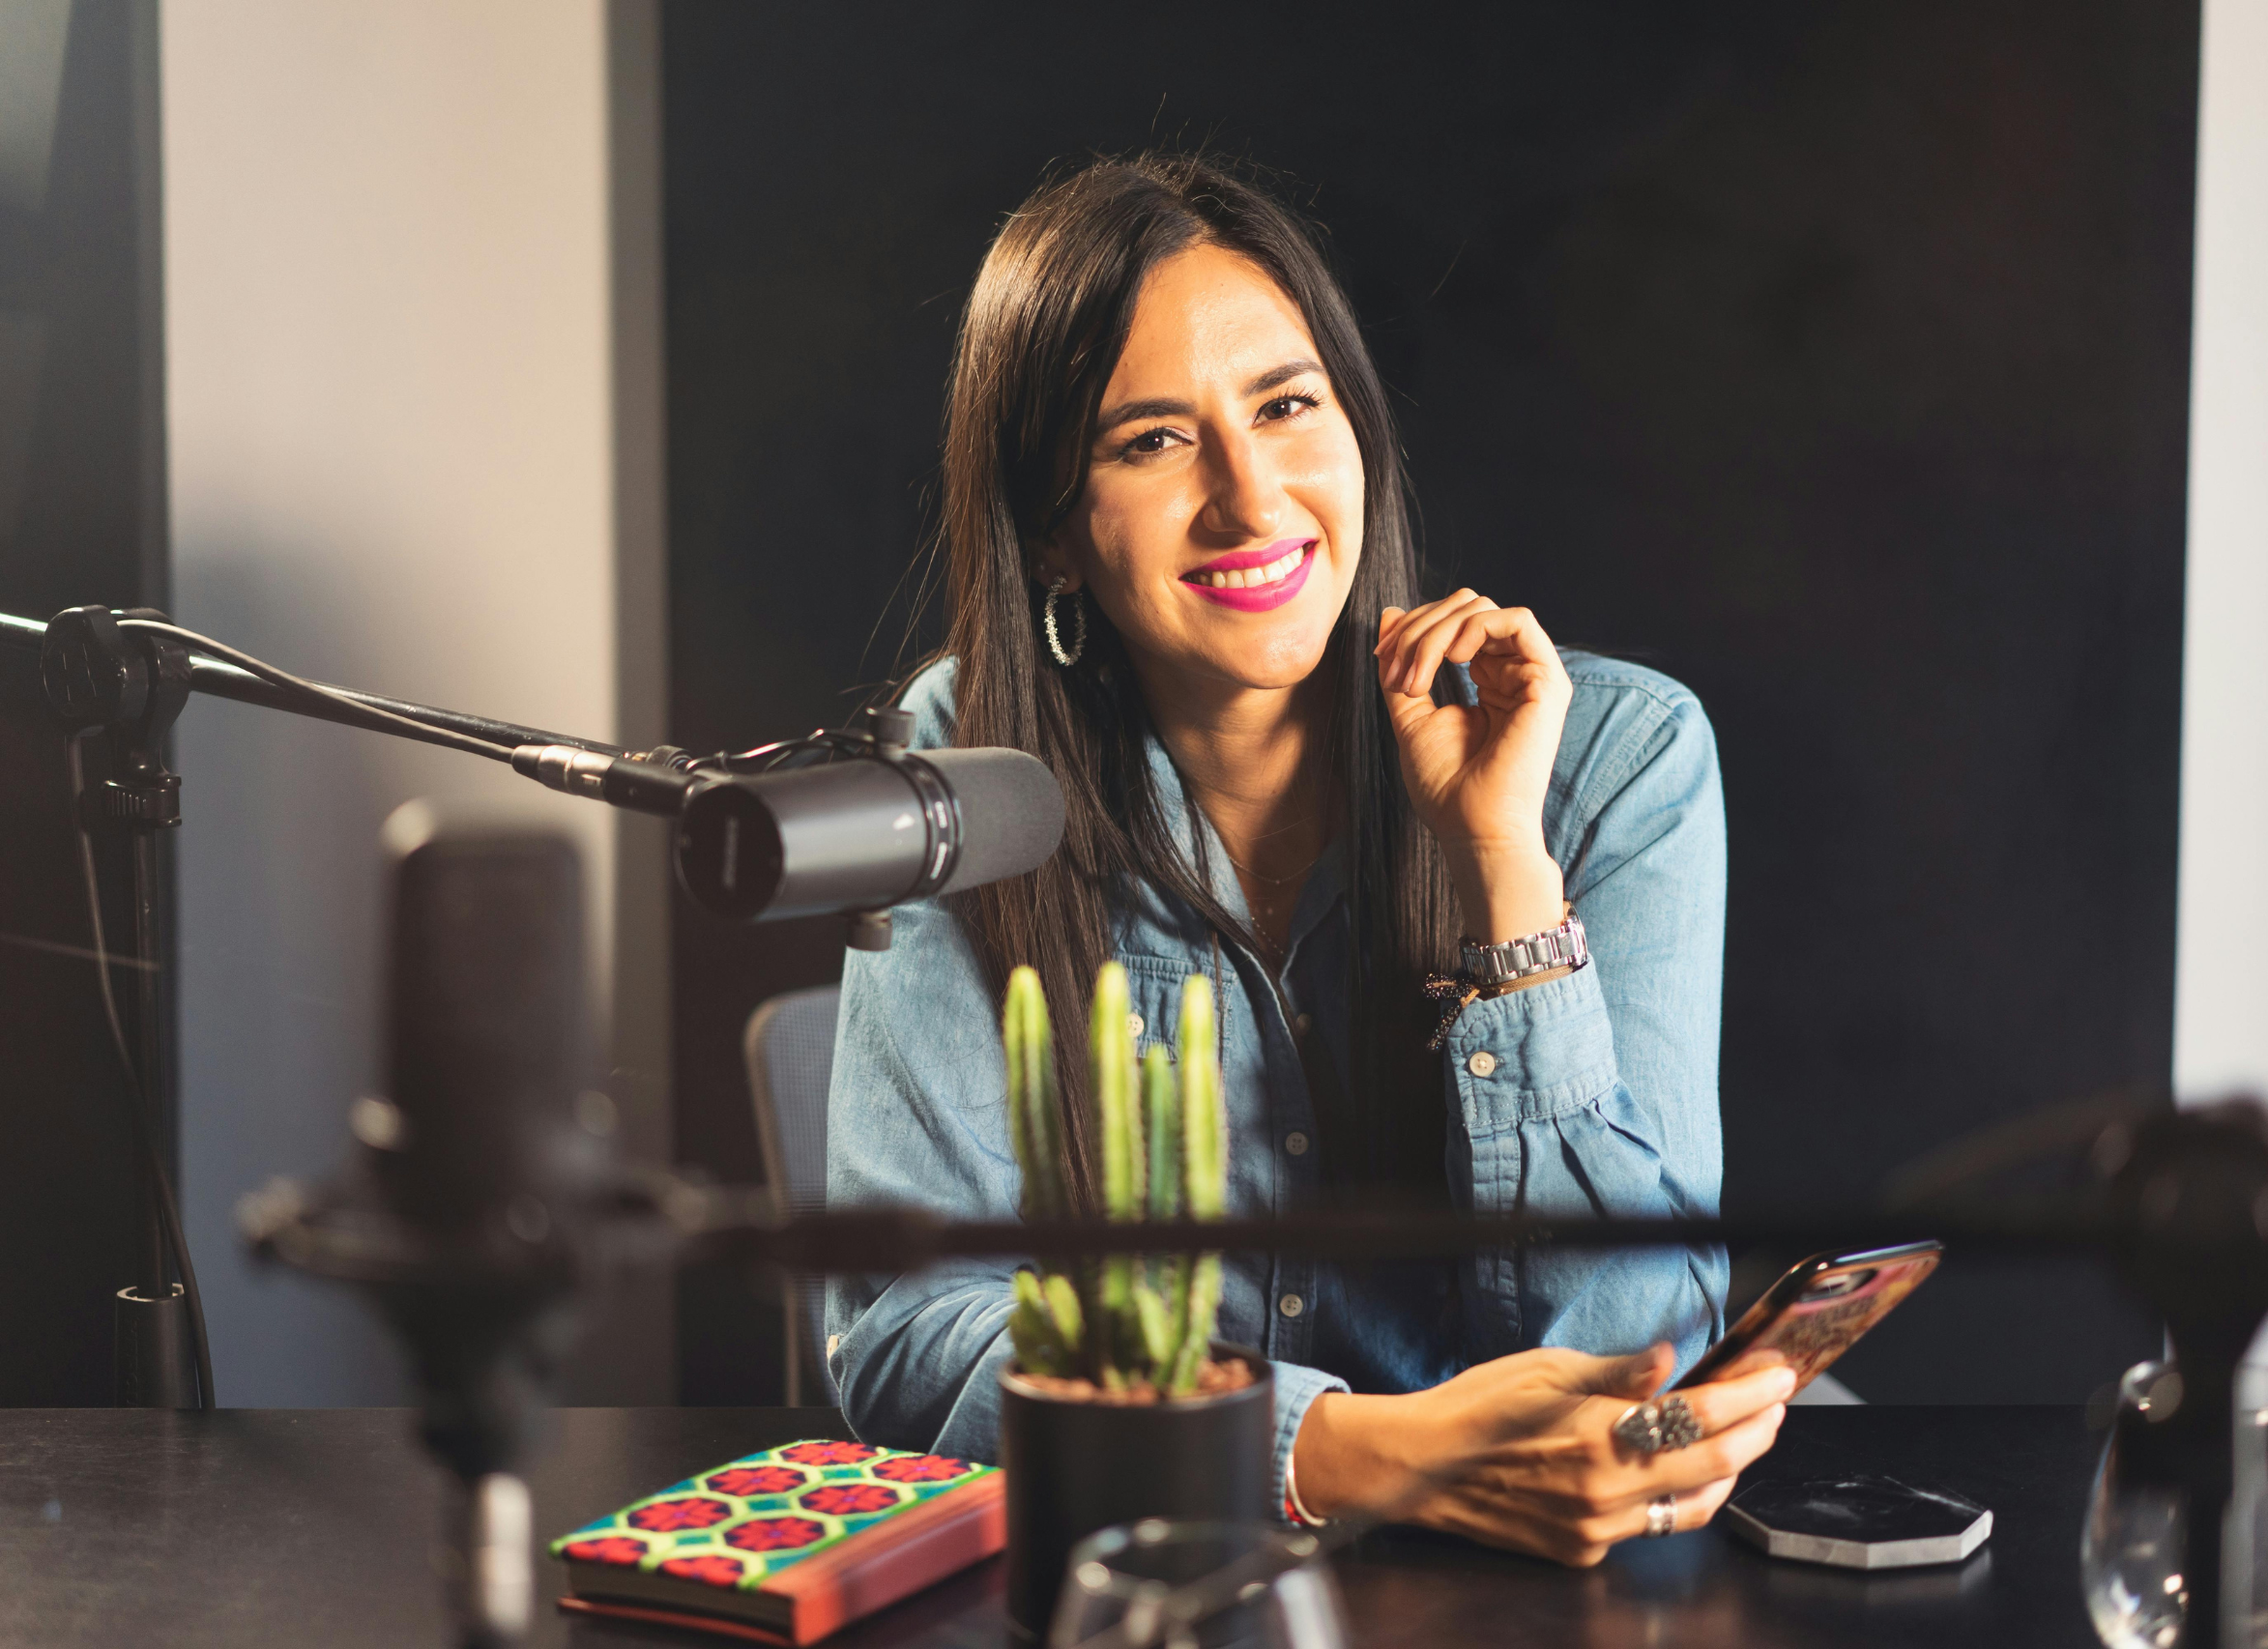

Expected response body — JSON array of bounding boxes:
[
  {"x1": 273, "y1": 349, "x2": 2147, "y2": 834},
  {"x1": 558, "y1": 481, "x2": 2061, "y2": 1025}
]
[{"x1": 1446, "y1": 672, "x2": 1729, "y2": 1373}]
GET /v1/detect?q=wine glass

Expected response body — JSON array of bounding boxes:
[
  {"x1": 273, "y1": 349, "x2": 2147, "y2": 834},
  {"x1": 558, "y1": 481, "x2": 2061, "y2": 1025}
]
[
  {"x1": 1047, "y1": 1519, "x2": 1351, "y2": 1649},
  {"x1": 2083, "y1": 1359, "x2": 2189, "y2": 1649}
]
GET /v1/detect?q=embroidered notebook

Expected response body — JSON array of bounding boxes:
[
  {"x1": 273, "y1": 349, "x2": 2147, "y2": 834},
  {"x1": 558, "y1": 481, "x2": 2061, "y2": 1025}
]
[{"x1": 550, "y1": 1439, "x2": 1003, "y2": 1644}]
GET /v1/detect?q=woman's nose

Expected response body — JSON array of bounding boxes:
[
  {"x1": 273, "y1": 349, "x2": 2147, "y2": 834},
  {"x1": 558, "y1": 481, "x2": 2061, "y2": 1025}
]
[{"x1": 1196, "y1": 430, "x2": 1283, "y2": 543}]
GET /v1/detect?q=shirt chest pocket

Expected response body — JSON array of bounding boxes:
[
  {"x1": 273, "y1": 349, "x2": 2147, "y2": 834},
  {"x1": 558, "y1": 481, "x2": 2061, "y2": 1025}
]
[{"x1": 1114, "y1": 955, "x2": 1220, "y2": 1064}]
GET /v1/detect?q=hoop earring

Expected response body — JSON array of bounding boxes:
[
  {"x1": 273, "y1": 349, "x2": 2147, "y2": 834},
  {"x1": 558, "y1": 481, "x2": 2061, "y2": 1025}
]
[{"x1": 1042, "y1": 576, "x2": 1086, "y2": 667}]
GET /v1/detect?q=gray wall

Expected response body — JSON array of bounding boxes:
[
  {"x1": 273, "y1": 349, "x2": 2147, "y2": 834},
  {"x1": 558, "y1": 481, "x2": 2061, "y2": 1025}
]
[{"x1": 160, "y1": 0, "x2": 670, "y2": 1406}]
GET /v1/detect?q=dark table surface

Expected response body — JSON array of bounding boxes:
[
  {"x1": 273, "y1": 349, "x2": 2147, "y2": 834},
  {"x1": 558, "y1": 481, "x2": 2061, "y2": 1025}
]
[{"x1": 0, "y1": 1404, "x2": 2101, "y2": 1647}]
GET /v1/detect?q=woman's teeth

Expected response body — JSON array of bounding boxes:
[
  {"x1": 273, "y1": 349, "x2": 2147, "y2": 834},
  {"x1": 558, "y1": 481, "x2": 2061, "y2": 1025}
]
[{"x1": 1195, "y1": 545, "x2": 1306, "y2": 589}]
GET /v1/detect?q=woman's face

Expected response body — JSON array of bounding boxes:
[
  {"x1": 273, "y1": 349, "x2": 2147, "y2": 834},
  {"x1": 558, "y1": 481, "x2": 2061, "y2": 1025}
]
[{"x1": 1045, "y1": 242, "x2": 1365, "y2": 696}]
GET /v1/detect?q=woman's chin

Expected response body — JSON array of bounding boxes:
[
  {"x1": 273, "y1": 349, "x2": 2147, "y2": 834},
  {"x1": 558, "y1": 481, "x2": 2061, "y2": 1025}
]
[
  {"x1": 1190, "y1": 630, "x2": 1335, "y2": 693},
  {"x1": 1120, "y1": 598, "x2": 1344, "y2": 695}
]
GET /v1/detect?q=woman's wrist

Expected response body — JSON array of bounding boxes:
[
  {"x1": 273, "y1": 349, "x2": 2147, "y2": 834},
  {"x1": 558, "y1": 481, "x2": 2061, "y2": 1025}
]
[
  {"x1": 1291, "y1": 1387, "x2": 1451, "y2": 1522},
  {"x1": 1291, "y1": 1391, "x2": 1377, "y2": 1521},
  {"x1": 1442, "y1": 841, "x2": 1566, "y2": 944}
]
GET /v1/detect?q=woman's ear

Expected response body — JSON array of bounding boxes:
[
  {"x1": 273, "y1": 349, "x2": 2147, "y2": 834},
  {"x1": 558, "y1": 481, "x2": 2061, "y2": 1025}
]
[{"x1": 1032, "y1": 541, "x2": 1084, "y2": 594}]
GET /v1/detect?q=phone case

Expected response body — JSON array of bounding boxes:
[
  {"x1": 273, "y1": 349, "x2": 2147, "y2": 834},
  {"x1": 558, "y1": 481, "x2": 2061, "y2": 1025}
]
[{"x1": 1673, "y1": 1241, "x2": 1941, "y2": 1393}]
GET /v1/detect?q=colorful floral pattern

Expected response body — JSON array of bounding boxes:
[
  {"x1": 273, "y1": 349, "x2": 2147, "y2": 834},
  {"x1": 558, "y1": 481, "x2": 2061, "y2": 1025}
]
[
  {"x1": 659, "y1": 1554, "x2": 751, "y2": 1586},
  {"x1": 627, "y1": 1496, "x2": 736, "y2": 1532},
  {"x1": 704, "y1": 1464, "x2": 808, "y2": 1497},
  {"x1": 725, "y1": 1516, "x2": 830, "y2": 1553},
  {"x1": 548, "y1": 1438, "x2": 994, "y2": 1595},
  {"x1": 799, "y1": 1483, "x2": 903, "y2": 1517},
  {"x1": 562, "y1": 1536, "x2": 650, "y2": 1566},
  {"x1": 872, "y1": 1455, "x2": 971, "y2": 1484}
]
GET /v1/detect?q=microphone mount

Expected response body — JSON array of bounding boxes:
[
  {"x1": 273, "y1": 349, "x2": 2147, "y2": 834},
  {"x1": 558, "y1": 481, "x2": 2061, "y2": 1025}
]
[
  {"x1": 6, "y1": 605, "x2": 981, "y2": 965},
  {"x1": 513, "y1": 705, "x2": 956, "y2": 950},
  {"x1": 0, "y1": 599, "x2": 1036, "y2": 1419}
]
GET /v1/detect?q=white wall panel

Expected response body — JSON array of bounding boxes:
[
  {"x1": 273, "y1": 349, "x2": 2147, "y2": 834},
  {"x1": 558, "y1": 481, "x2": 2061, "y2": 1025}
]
[
  {"x1": 162, "y1": 0, "x2": 667, "y2": 1403},
  {"x1": 2177, "y1": 0, "x2": 2268, "y2": 1105}
]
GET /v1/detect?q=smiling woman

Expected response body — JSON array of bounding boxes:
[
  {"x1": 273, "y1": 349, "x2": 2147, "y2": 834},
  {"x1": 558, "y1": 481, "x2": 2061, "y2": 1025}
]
[
  {"x1": 827, "y1": 155, "x2": 1768, "y2": 1566},
  {"x1": 1063, "y1": 251, "x2": 1352, "y2": 673}
]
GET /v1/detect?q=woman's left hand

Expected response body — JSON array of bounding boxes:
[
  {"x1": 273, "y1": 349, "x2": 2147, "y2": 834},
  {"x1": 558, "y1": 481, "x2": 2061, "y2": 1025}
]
[
  {"x1": 1292, "y1": 1345, "x2": 1795, "y2": 1566},
  {"x1": 1377, "y1": 592, "x2": 1574, "y2": 942}
]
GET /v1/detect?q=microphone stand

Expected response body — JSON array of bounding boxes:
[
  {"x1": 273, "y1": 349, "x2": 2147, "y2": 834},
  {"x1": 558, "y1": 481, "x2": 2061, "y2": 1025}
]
[
  {"x1": 2, "y1": 604, "x2": 635, "y2": 1412},
  {"x1": 3, "y1": 598, "x2": 999, "y2": 1413},
  {"x1": 1, "y1": 600, "x2": 975, "y2": 1645}
]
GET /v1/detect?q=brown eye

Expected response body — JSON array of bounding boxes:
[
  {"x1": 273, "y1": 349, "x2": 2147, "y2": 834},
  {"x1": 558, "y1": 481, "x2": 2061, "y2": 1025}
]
[
  {"x1": 1260, "y1": 392, "x2": 1321, "y2": 423},
  {"x1": 1118, "y1": 424, "x2": 1182, "y2": 459}
]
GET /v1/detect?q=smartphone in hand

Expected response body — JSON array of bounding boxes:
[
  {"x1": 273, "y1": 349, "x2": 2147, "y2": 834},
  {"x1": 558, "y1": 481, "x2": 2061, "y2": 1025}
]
[{"x1": 1673, "y1": 1241, "x2": 1942, "y2": 1395}]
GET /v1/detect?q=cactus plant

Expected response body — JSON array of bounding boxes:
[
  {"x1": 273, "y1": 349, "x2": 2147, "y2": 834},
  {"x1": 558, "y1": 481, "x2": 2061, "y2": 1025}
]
[{"x1": 1003, "y1": 961, "x2": 1229, "y2": 1396}]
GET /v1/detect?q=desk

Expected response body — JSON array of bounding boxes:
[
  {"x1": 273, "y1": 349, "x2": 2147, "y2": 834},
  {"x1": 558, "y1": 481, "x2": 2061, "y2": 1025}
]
[{"x1": 0, "y1": 1405, "x2": 2098, "y2": 1647}]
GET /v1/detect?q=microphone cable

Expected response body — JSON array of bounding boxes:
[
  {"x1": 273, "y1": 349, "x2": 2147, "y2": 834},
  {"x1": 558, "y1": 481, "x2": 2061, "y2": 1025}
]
[
  {"x1": 113, "y1": 619, "x2": 518, "y2": 762},
  {"x1": 66, "y1": 734, "x2": 217, "y2": 1409}
]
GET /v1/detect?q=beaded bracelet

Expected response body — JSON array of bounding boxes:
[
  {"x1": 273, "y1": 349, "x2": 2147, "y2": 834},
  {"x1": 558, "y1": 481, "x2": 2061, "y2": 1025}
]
[{"x1": 1422, "y1": 960, "x2": 1578, "y2": 1051}]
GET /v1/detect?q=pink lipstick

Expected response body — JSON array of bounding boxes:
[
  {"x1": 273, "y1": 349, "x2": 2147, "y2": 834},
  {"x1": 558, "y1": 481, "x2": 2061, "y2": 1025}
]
[{"x1": 1180, "y1": 538, "x2": 1317, "y2": 612}]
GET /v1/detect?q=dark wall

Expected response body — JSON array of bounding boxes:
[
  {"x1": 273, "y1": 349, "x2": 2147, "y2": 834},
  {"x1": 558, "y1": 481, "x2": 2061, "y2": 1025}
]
[
  {"x1": 0, "y1": 0, "x2": 173, "y2": 1403},
  {"x1": 662, "y1": 0, "x2": 2195, "y2": 1403}
]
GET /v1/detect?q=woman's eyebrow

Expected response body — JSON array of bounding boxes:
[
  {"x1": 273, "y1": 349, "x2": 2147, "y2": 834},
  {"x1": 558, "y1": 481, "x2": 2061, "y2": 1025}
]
[
  {"x1": 1094, "y1": 394, "x2": 1194, "y2": 431},
  {"x1": 1093, "y1": 360, "x2": 1325, "y2": 434},
  {"x1": 1241, "y1": 358, "x2": 1323, "y2": 397}
]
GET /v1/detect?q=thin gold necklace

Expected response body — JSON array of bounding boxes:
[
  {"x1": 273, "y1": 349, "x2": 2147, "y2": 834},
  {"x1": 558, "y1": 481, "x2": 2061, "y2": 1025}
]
[{"x1": 1225, "y1": 850, "x2": 1321, "y2": 887}]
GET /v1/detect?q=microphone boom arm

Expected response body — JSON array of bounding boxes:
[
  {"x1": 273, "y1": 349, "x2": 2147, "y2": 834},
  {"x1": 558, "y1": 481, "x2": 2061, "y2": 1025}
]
[{"x1": 4, "y1": 604, "x2": 628, "y2": 760}]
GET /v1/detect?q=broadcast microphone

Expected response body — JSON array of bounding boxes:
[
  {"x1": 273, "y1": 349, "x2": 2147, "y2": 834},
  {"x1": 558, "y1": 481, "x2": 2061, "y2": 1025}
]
[
  {"x1": 673, "y1": 746, "x2": 1063, "y2": 921},
  {"x1": 512, "y1": 727, "x2": 1065, "y2": 935}
]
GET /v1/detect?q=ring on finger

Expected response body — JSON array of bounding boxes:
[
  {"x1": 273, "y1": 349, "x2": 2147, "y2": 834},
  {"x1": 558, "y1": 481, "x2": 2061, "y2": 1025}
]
[
  {"x1": 1643, "y1": 1494, "x2": 1678, "y2": 1538},
  {"x1": 1612, "y1": 1395, "x2": 1704, "y2": 1457}
]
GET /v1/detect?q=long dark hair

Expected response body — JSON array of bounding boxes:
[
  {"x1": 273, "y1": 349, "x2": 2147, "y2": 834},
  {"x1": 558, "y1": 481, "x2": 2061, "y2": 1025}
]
[{"x1": 935, "y1": 154, "x2": 1458, "y2": 1209}]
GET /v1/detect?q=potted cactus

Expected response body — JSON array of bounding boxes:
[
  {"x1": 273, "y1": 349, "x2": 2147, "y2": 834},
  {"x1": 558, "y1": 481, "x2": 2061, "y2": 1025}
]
[{"x1": 996, "y1": 962, "x2": 1273, "y2": 1640}]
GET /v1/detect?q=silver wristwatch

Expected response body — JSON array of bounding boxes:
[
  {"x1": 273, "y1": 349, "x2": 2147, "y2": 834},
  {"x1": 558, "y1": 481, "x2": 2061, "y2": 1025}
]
[{"x1": 1461, "y1": 910, "x2": 1589, "y2": 986}]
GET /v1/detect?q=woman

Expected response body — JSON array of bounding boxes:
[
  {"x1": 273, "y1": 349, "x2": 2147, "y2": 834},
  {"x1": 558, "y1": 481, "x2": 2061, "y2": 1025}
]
[{"x1": 828, "y1": 155, "x2": 1789, "y2": 1563}]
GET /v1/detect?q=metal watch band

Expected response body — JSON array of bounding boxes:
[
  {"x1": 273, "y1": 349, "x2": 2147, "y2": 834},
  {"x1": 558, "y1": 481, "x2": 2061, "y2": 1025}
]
[{"x1": 1461, "y1": 910, "x2": 1588, "y2": 985}]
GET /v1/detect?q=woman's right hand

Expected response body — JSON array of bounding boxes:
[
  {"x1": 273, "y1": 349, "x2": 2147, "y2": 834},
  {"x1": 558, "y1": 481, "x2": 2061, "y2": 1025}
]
[{"x1": 1291, "y1": 1345, "x2": 1794, "y2": 1566}]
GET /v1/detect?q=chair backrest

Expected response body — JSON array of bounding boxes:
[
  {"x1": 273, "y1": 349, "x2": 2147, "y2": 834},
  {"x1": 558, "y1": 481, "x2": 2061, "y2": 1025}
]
[{"x1": 743, "y1": 984, "x2": 842, "y2": 1406}]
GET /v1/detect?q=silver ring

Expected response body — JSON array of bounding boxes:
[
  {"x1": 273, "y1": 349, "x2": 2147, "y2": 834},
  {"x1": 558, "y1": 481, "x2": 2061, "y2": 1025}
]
[
  {"x1": 1644, "y1": 1494, "x2": 1678, "y2": 1538},
  {"x1": 1612, "y1": 1395, "x2": 1703, "y2": 1456}
]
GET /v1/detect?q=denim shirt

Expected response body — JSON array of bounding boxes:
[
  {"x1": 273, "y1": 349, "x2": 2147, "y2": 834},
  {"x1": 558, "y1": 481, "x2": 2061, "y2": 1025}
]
[{"x1": 827, "y1": 652, "x2": 1729, "y2": 1519}]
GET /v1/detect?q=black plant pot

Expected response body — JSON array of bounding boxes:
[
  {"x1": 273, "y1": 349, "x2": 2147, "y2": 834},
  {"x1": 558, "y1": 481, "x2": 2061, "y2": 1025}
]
[{"x1": 998, "y1": 1346, "x2": 1274, "y2": 1642}]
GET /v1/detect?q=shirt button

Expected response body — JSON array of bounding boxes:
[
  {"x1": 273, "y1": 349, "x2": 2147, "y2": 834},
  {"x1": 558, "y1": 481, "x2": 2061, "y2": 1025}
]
[
  {"x1": 1284, "y1": 1132, "x2": 1310, "y2": 1157},
  {"x1": 1294, "y1": 1012, "x2": 1313, "y2": 1034},
  {"x1": 1126, "y1": 1012, "x2": 1145, "y2": 1039},
  {"x1": 826, "y1": 1334, "x2": 840, "y2": 1356},
  {"x1": 1278, "y1": 1293, "x2": 1305, "y2": 1319},
  {"x1": 1467, "y1": 1051, "x2": 1498, "y2": 1078}
]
